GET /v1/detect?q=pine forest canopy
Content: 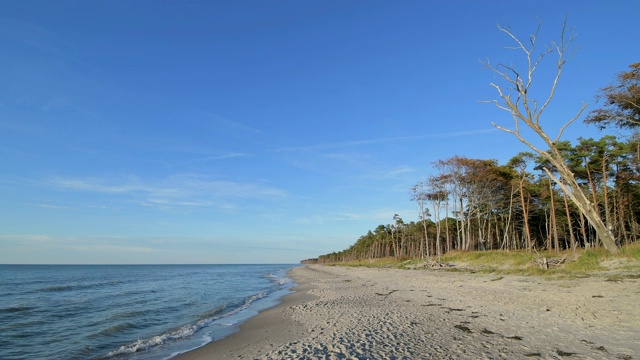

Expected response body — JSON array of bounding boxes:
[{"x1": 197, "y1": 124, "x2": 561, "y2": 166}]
[{"x1": 584, "y1": 63, "x2": 640, "y2": 130}]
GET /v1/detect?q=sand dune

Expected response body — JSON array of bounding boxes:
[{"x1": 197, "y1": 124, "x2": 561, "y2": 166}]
[{"x1": 177, "y1": 265, "x2": 639, "y2": 359}]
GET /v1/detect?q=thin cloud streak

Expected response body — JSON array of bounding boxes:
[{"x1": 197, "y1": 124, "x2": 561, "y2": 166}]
[
  {"x1": 0, "y1": 234, "x2": 314, "y2": 253},
  {"x1": 373, "y1": 165, "x2": 415, "y2": 179},
  {"x1": 203, "y1": 152, "x2": 253, "y2": 161},
  {"x1": 294, "y1": 208, "x2": 413, "y2": 225},
  {"x1": 45, "y1": 174, "x2": 286, "y2": 198},
  {"x1": 0, "y1": 234, "x2": 56, "y2": 243},
  {"x1": 42, "y1": 174, "x2": 287, "y2": 211},
  {"x1": 66, "y1": 244, "x2": 156, "y2": 253},
  {"x1": 272, "y1": 128, "x2": 498, "y2": 152},
  {"x1": 28, "y1": 203, "x2": 75, "y2": 210}
]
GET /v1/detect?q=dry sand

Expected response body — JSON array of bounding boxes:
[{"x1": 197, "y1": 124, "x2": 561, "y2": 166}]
[{"x1": 176, "y1": 265, "x2": 640, "y2": 359}]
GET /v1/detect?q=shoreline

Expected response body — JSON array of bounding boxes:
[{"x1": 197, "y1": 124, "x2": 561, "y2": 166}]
[
  {"x1": 174, "y1": 267, "x2": 316, "y2": 360},
  {"x1": 175, "y1": 265, "x2": 639, "y2": 359}
]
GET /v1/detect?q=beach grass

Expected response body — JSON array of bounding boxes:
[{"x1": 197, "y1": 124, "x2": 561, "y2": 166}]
[{"x1": 329, "y1": 242, "x2": 640, "y2": 277}]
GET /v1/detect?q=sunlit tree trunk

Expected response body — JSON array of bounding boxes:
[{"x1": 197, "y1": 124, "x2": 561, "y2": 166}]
[
  {"x1": 562, "y1": 179, "x2": 576, "y2": 251},
  {"x1": 549, "y1": 179, "x2": 559, "y2": 253},
  {"x1": 602, "y1": 154, "x2": 612, "y2": 232}
]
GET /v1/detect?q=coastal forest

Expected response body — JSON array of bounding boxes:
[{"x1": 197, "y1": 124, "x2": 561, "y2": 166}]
[{"x1": 307, "y1": 25, "x2": 640, "y2": 264}]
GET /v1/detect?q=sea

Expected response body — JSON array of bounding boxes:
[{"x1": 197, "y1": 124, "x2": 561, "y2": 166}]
[{"x1": 0, "y1": 264, "x2": 298, "y2": 360}]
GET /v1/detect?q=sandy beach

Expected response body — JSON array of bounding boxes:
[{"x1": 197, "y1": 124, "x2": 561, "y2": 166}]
[{"x1": 176, "y1": 265, "x2": 639, "y2": 359}]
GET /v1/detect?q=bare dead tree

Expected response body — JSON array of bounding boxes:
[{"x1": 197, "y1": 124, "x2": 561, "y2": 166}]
[{"x1": 482, "y1": 19, "x2": 619, "y2": 254}]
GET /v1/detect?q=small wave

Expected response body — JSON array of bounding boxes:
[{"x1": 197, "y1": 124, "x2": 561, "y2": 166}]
[
  {"x1": 265, "y1": 272, "x2": 290, "y2": 286},
  {"x1": 196, "y1": 306, "x2": 225, "y2": 321},
  {"x1": 96, "y1": 322, "x2": 138, "y2": 337},
  {"x1": 1, "y1": 320, "x2": 46, "y2": 331},
  {"x1": 35, "y1": 280, "x2": 122, "y2": 293},
  {"x1": 39, "y1": 285, "x2": 75, "y2": 292},
  {"x1": 103, "y1": 323, "x2": 202, "y2": 358},
  {"x1": 0, "y1": 306, "x2": 36, "y2": 314},
  {"x1": 109, "y1": 309, "x2": 154, "y2": 320},
  {"x1": 102, "y1": 292, "x2": 269, "y2": 358}
]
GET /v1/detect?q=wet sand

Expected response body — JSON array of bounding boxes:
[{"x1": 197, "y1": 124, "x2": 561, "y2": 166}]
[{"x1": 176, "y1": 265, "x2": 639, "y2": 359}]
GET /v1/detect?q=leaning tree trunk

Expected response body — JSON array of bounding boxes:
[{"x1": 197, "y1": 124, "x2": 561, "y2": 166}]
[
  {"x1": 519, "y1": 173, "x2": 532, "y2": 252},
  {"x1": 545, "y1": 167, "x2": 618, "y2": 254},
  {"x1": 562, "y1": 179, "x2": 576, "y2": 251}
]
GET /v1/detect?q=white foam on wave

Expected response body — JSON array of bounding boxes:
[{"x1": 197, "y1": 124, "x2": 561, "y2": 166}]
[
  {"x1": 104, "y1": 291, "x2": 268, "y2": 358},
  {"x1": 265, "y1": 271, "x2": 292, "y2": 286}
]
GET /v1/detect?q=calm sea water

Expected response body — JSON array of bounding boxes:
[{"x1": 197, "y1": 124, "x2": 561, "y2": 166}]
[{"x1": 0, "y1": 264, "x2": 297, "y2": 360}]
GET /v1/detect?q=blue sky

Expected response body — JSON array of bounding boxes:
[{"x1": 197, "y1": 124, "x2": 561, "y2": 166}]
[{"x1": 1, "y1": 1, "x2": 638, "y2": 264}]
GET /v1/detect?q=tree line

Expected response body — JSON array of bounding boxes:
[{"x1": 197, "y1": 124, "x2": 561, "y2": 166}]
[
  {"x1": 311, "y1": 134, "x2": 639, "y2": 263},
  {"x1": 304, "y1": 21, "x2": 639, "y2": 264}
]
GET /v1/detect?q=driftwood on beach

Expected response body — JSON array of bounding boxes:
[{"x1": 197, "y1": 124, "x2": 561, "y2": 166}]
[
  {"x1": 404, "y1": 259, "x2": 455, "y2": 269},
  {"x1": 532, "y1": 255, "x2": 568, "y2": 269},
  {"x1": 424, "y1": 259, "x2": 455, "y2": 268}
]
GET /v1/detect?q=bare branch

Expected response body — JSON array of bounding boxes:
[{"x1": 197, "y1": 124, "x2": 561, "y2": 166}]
[
  {"x1": 483, "y1": 98, "x2": 512, "y2": 113},
  {"x1": 493, "y1": 121, "x2": 546, "y2": 156},
  {"x1": 524, "y1": 21, "x2": 541, "y2": 89},
  {"x1": 492, "y1": 122, "x2": 517, "y2": 135},
  {"x1": 537, "y1": 18, "x2": 573, "y2": 120},
  {"x1": 555, "y1": 102, "x2": 588, "y2": 142},
  {"x1": 497, "y1": 24, "x2": 530, "y2": 55}
]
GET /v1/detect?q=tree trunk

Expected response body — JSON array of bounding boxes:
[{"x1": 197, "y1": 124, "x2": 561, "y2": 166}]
[
  {"x1": 579, "y1": 212, "x2": 588, "y2": 248},
  {"x1": 562, "y1": 180, "x2": 576, "y2": 251},
  {"x1": 544, "y1": 168, "x2": 619, "y2": 254},
  {"x1": 549, "y1": 178, "x2": 559, "y2": 253},
  {"x1": 602, "y1": 155, "x2": 612, "y2": 232}
]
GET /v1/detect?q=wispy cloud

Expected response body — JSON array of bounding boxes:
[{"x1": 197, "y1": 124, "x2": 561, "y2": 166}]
[
  {"x1": 203, "y1": 152, "x2": 253, "y2": 161},
  {"x1": 369, "y1": 165, "x2": 416, "y2": 179},
  {"x1": 0, "y1": 19, "x2": 77, "y2": 63},
  {"x1": 293, "y1": 208, "x2": 413, "y2": 225},
  {"x1": 27, "y1": 203, "x2": 75, "y2": 210},
  {"x1": 0, "y1": 234, "x2": 314, "y2": 255},
  {"x1": 272, "y1": 128, "x2": 497, "y2": 152},
  {"x1": 0, "y1": 234, "x2": 56, "y2": 243},
  {"x1": 138, "y1": 142, "x2": 254, "y2": 161},
  {"x1": 43, "y1": 173, "x2": 286, "y2": 210},
  {"x1": 66, "y1": 244, "x2": 156, "y2": 253},
  {"x1": 298, "y1": 152, "x2": 416, "y2": 180},
  {"x1": 47, "y1": 174, "x2": 286, "y2": 197},
  {"x1": 0, "y1": 234, "x2": 157, "y2": 254},
  {"x1": 214, "y1": 118, "x2": 266, "y2": 135}
]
